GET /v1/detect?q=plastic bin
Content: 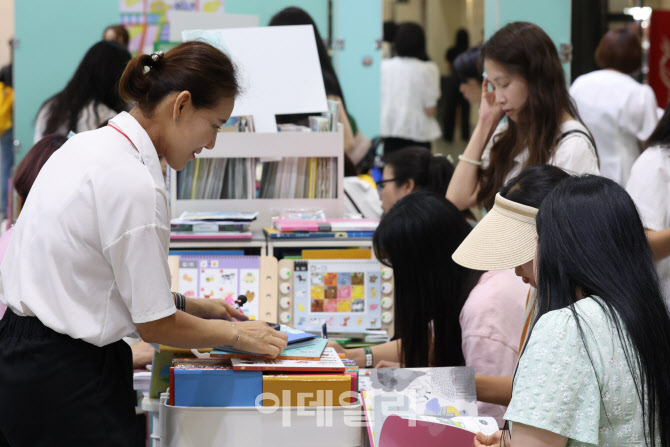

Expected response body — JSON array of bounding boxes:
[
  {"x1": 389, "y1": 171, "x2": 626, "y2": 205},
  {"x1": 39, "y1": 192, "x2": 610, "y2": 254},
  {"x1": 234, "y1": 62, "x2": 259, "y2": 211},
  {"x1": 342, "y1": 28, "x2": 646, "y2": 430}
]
[{"x1": 159, "y1": 392, "x2": 365, "y2": 447}]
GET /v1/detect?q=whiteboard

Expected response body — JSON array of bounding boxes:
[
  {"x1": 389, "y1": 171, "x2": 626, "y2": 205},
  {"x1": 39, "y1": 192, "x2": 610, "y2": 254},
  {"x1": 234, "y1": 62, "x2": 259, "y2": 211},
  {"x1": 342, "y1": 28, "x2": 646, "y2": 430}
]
[
  {"x1": 182, "y1": 25, "x2": 328, "y2": 132},
  {"x1": 167, "y1": 11, "x2": 260, "y2": 42}
]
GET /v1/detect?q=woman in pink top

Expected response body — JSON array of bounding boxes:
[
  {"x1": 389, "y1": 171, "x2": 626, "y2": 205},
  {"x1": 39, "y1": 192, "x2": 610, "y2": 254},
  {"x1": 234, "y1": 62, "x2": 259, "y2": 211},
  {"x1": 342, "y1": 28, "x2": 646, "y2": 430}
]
[
  {"x1": 0, "y1": 134, "x2": 68, "y2": 320},
  {"x1": 459, "y1": 268, "x2": 527, "y2": 426}
]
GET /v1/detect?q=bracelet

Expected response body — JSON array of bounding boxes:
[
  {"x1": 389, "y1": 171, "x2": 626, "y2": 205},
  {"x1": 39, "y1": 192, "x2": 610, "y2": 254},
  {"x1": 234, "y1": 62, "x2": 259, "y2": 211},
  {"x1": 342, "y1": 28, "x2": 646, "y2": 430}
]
[
  {"x1": 171, "y1": 291, "x2": 185, "y2": 312},
  {"x1": 363, "y1": 346, "x2": 373, "y2": 368},
  {"x1": 458, "y1": 154, "x2": 483, "y2": 166},
  {"x1": 231, "y1": 323, "x2": 241, "y2": 347}
]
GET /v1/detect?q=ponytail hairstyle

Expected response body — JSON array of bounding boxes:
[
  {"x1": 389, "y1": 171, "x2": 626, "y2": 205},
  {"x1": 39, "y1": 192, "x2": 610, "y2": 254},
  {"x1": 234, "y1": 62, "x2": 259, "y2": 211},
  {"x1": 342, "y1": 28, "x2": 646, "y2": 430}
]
[
  {"x1": 476, "y1": 22, "x2": 583, "y2": 209},
  {"x1": 118, "y1": 40, "x2": 240, "y2": 117},
  {"x1": 383, "y1": 146, "x2": 454, "y2": 196},
  {"x1": 38, "y1": 41, "x2": 131, "y2": 136},
  {"x1": 533, "y1": 175, "x2": 670, "y2": 446},
  {"x1": 373, "y1": 191, "x2": 481, "y2": 367}
]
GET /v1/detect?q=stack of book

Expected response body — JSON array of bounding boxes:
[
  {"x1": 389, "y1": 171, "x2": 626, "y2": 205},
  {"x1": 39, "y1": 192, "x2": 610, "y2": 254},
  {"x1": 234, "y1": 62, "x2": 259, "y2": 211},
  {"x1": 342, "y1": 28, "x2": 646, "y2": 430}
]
[
  {"x1": 176, "y1": 156, "x2": 338, "y2": 200},
  {"x1": 258, "y1": 157, "x2": 337, "y2": 199},
  {"x1": 170, "y1": 211, "x2": 258, "y2": 241},
  {"x1": 218, "y1": 115, "x2": 255, "y2": 133},
  {"x1": 169, "y1": 327, "x2": 359, "y2": 408},
  {"x1": 264, "y1": 217, "x2": 380, "y2": 239}
]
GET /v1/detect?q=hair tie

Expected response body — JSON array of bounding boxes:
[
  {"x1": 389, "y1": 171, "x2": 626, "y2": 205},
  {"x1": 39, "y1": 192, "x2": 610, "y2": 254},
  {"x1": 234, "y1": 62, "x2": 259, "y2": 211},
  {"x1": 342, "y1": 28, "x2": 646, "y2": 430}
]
[{"x1": 144, "y1": 51, "x2": 164, "y2": 73}]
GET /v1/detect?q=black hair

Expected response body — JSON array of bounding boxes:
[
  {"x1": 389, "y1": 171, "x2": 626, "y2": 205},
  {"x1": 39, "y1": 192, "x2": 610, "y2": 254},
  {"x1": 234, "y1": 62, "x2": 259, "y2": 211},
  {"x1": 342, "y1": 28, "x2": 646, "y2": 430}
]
[
  {"x1": 120, "y1": 41, "x2": 239, "y2": 118},
  {"x1": 383, "y1": 146, "x2": 454, "y2": 196},
  {"x1": 373, "y1": 190, "x2": 482, "y2": 367},
  {"x1": 38, "y1": 41, "x2": 131, "y2": 136},
  {"x1": 445, "y1": 28, "x2": 470, "y2": 64},
  {"x1": 394, "y1": 22, "x2": 428, "y2": 61},
  {"x1": 499, "y1": 164, "x2": 570, "y2": 207},
  {"x1": 383, "y1": 21, "x2": 397, "y2": 43},
  {"x1": 646, "y1": 103, "x2": 670, "y2": 149},
  {"x1": 269, "y1": 7, "x2": 346, "y2": 104},
  {"x1": 533, "y1": 175, "x2": 670, "y2": 446},
  {"x1": 452, "y1": 46, "x2": 482, "y2": 84}
]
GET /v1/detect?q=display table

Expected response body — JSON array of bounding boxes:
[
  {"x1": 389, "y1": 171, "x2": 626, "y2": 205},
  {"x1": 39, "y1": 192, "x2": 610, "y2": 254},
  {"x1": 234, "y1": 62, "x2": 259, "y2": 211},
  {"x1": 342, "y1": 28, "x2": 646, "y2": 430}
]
[{"x1": 158, "y1": 392, "x2": 365, "y2": 447}]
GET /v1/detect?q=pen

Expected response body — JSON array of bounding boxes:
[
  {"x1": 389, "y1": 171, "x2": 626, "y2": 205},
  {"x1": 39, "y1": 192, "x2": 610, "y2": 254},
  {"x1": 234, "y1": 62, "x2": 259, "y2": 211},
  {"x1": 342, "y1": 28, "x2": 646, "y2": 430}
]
[{"x1": 321, "y1": 322, "x2": 328, "y2": 339}]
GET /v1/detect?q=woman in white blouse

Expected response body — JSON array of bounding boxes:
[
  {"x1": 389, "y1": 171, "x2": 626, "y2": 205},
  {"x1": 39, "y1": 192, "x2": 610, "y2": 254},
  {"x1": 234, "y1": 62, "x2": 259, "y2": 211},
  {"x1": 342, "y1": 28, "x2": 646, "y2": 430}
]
[
  {"x1": 0, "y1": 42, "x2": 287, "y2": 445},
  {"x1": 570, "y1": 27, "x2": 659, "y2": 186},
  {"x1": 381, "y1": 22, "x2": 441, "y2": 154},
  {"x1": 447, "y1": 22, "x2": 599, "y2": 211},
  {"x1": 33, "y1": 40, "x2": 132, "y2": 143},
  {"x1": 627, "y1": 103, "x2": 670, "y2": 305}
]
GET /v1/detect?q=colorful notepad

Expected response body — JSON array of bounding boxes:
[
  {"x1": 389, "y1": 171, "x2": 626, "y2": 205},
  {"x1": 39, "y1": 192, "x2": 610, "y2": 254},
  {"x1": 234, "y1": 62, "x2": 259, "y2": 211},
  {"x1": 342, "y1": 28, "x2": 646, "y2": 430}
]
[{"x1": 211, "y1": 337, "x2": 328, "y2": 361}]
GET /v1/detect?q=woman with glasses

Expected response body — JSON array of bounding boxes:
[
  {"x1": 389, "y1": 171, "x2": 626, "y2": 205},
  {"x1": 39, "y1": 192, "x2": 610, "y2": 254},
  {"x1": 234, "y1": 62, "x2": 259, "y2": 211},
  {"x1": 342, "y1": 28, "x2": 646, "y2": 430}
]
[{"x1": 378, "y1": 146, "x2": 454, "y2": 214}]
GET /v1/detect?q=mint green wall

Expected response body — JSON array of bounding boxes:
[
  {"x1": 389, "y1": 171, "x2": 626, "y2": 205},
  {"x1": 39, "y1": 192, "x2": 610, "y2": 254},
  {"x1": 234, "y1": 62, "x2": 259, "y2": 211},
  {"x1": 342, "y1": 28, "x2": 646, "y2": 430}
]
[
  {"x1": 333, "y1": 0, "x2": 381, "y2": 138},
  {"x1": 14, "y1": 0, "x2": 119, "y2": 160},
  {"x1": 483, "y1": 0, "x2": 571, "y2": 81},
  {"x1": 224, "y1": 0, "x2": 328, "y2": 30}
]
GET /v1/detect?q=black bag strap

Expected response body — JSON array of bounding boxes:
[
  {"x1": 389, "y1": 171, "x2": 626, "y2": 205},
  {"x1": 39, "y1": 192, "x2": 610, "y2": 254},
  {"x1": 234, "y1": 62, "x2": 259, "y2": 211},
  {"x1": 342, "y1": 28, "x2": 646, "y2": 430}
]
[
  {"x1": 344, "y1": 188, "x2": 364, "y2": 216},
  {"x1": 557, "y1": 129, "x2": 597, "y2": 151}
]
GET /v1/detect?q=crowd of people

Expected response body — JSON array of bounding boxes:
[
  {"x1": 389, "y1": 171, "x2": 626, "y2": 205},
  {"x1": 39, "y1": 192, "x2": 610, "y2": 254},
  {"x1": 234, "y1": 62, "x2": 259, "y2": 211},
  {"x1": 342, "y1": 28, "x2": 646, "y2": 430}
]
[{"x1": 0, "y1": 10, "x2": 668, "y2": 446}]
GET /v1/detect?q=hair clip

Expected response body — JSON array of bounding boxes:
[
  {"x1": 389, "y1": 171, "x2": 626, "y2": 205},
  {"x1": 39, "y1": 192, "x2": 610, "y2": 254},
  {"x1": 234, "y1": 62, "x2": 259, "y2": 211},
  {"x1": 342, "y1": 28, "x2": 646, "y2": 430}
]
[{"x1": 150, "y1": 50, "x2": 164, "y2": 62}]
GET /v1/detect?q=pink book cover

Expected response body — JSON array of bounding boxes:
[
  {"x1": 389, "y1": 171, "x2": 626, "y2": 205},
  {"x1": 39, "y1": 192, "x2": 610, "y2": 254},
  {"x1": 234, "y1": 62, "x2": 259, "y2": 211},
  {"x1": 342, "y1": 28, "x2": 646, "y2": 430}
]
[
  {"x1": 273, "y1": 218, "x2": 379, "y2": 232},
  {"x1": 378, "y1": 415, "x2": 477, "y2": 447}
]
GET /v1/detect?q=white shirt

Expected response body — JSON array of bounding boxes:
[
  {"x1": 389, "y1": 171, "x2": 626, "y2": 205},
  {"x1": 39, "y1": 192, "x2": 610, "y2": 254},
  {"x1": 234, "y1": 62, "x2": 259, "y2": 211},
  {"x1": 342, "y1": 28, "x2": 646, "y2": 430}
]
[
  {"x1": 1, "y1": 112, "x2": 175, "y2": 346},
  {"x1": 570, "y1": 70, "x2": 658, "y2": 186},
  {"x1": 482, "y1": 120, "x2": 600, "y2": 183},
  {"x1": 34, "y1": 100, "x2": 118, "y2": 143},
  {"x1": 626, "y1": 145, "x2": 670, "y2": 305},
  {"x1": 381, "y1": 57, "x2": 441, "y2": 142}
]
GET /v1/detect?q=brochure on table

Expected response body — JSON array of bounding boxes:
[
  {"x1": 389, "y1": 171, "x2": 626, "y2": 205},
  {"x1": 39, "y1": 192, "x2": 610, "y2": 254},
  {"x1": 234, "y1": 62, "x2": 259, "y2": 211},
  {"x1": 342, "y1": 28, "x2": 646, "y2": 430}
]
[{"x1": 182, "y1": 25, "x2": 327, "y2": 132}]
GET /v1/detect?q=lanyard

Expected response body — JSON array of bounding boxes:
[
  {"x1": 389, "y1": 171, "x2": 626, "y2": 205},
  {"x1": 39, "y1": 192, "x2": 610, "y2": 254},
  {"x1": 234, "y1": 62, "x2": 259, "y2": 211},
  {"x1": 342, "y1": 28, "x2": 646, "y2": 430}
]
[{"x1": 108, "y1": 123, "x2": 139, "y2": 153}]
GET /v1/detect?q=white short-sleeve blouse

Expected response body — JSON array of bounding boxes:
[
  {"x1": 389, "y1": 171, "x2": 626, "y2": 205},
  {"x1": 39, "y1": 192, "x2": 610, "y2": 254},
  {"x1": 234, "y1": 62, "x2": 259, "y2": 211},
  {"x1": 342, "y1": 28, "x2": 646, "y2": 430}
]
[{"x1": 0, "y1": 112, "x2": 176, "y2": 347}]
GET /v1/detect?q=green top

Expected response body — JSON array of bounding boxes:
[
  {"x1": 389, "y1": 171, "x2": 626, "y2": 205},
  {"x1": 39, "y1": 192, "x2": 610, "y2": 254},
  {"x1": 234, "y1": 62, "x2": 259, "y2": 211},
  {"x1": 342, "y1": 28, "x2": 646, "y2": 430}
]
[{"x1": 505, "y1": 297, "x2": 656, "y2": 446}]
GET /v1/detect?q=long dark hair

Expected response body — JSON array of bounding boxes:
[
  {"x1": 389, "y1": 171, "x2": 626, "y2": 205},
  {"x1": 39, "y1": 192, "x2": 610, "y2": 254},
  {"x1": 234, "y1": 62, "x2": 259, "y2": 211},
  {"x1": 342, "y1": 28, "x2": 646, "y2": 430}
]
[
  {"x1": 119, "y1": 41, "x2": 240, "y2": 117},
  {"x1": 477, "y1": 22, "x2": 584, "y2": 209},
  {"x1": 38, "y1": 41, "x2": 131, "y2": 136},
  {"x1": 269, "y1": 7, "x2": 346, "y2": 105},
  {"x1": 646, "y1": 103, "x2": 670, "y2": 149},
  {"x1": 383, "y1": 146, "x2": 454, "y2": 196},
  {"x1": 373, "y1": 191, "x2": 481, "y2": 367},
  {"x1": 533, "y1": 176, "x2": 670, "y2": 446}
]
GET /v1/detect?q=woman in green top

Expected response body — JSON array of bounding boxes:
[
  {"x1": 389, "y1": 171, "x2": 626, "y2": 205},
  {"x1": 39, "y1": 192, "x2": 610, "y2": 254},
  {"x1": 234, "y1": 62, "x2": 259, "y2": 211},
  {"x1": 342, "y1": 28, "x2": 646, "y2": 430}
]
[{"x1": 476, "y1": 175, "x2": 670, "y2": 446}]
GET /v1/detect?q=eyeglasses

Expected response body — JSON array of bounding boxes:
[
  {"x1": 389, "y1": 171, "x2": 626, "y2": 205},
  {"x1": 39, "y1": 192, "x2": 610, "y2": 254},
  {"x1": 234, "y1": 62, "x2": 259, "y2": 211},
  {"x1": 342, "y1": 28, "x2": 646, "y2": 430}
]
[{"x1": 376, "y1": 178, "x2": 396, "y2": 192}]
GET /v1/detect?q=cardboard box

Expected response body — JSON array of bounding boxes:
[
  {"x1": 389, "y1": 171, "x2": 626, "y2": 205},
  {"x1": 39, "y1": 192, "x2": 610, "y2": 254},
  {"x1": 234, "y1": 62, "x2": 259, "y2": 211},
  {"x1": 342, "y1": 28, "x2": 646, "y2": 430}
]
[{"x1": 262, "y1": 374, "x2": 352, "y2": 407}]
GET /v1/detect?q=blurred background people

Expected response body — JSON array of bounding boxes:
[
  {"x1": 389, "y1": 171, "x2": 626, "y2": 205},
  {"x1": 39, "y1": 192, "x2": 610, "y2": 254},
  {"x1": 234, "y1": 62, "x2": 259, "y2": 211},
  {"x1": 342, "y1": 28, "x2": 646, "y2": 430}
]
[{"x1": 570, "y1": 27, "x2": 659, "y2": 186}]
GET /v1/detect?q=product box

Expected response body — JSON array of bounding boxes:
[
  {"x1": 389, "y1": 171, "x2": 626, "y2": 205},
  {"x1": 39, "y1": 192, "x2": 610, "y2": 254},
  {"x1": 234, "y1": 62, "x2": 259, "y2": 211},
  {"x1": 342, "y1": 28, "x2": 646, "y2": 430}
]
[
  {"x1": 262, "y1": 374, "x2": 352, "y2": 407},
  {"x1": 172, "y1": 366, "x2": 262, "y2": 407}
]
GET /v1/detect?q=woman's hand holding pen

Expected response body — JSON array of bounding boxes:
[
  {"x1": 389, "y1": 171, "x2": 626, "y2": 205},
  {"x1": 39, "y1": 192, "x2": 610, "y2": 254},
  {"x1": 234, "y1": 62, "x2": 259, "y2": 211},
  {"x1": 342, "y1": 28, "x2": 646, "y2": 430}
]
[{"x1": 230, "y1": 320, "x2": 288, "y2": 358}]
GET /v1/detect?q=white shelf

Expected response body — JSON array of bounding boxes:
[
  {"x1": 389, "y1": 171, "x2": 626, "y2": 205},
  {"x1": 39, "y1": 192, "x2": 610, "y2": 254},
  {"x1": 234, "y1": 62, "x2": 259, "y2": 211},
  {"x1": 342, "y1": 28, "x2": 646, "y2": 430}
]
[{"x1": 169, "y1": 129, "x2": 345, "y2": 232}]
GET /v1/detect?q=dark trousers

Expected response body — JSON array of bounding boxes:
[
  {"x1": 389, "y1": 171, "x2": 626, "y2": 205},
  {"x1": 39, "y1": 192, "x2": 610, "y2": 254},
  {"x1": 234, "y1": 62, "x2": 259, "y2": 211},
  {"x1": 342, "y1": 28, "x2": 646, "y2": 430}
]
[
  {"x1": 383, "y1": 137, "x2": 431, "y2": 156},
  {"x1": 0, "y1": 309, "x2": 136, "y2": 446}
]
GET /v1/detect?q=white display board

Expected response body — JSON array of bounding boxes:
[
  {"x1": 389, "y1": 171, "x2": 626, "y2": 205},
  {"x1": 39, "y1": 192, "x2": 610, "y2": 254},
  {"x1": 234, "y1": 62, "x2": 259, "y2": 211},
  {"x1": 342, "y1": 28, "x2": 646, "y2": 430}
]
[
  {"x1": 167, "y1": 11, "x2": 260, "y2": 42},
  {"x1": 182, "y1": 25, "x2": 328, "y2": 132}
]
